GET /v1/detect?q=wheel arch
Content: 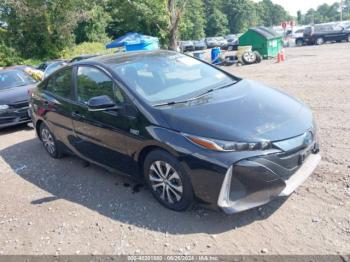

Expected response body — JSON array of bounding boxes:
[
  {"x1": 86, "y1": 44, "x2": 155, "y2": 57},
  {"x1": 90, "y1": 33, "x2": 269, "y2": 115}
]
[
  {"x1": 35, "y1": 119, "x2": 44, "y2": 139},
  {"x1": 136, "y1": 143, "x2": 180, "y2": 173}
]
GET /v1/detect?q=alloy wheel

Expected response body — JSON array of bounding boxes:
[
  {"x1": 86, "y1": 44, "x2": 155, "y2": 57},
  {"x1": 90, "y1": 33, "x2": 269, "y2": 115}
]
[
  {"x1": 149, "y1": 160, "x2": 183, "y2": 204},
  {"x1": 41, "y1": 128, "x2": 56, "y2": 155}
]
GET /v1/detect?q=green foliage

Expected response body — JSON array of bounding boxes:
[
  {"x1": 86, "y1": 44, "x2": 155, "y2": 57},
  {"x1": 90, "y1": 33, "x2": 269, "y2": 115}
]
[
  {"x1": 205, "y1": 8, "x2": 229, "y2": 36},
  {"x1": 58, "y1": 42, "x2": 114, "y2": 59},
  {"x1": 0, "y1": 42, "x2": 23, "y2": 67},
  {"x1": 75, "y1": 5, "x2": 112, "y2": 44},
  {"x1": 179, "y1": 0, "x2": 206, "y2": 40},
  {"x1": 257, "y1": 0, "x2": 291, "y2": 27},
  {"x1": 224, "y1": 0, "x2": 261, "y2": 34}
]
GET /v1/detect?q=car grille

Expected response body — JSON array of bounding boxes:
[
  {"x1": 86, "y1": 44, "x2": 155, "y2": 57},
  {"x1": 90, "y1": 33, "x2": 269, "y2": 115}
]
[{"x1": 9, "y1": 100, "x2": 29, "y2": 109}]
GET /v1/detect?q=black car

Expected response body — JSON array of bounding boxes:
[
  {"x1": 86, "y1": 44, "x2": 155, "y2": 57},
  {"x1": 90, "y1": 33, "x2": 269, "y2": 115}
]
[
  {"x1": 69, "y1": 54, "x2": 98, "y2": 63},
  {"x1": 194, "y1": 40, "x2": 207, "y2": 50},
  {"x1": 223, "y1": 35, "x2": 240, "y2": 51},
  {"x1": 205, "y1": 37, "x2": 219, "y2": 48},
  {"x1": 0, "y1": 69, "x2": 37, "y2": 128},
  {"x1": 302, "y1": 24, "x2": 350, "y2": 45},
  {"x1": 180, "y1": 41, "x2": 195, "y2": 52},
  {"x1": 36, "y1": 60, "x2": 66, "y2": 72},
  {"x1": 29, "y1": 50, "x2": 321, "y2": 214}
]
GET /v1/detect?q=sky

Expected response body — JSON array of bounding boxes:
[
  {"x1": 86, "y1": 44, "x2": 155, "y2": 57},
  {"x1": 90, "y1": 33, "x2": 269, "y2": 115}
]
[{"x1": 253, "y1": 0, "x2": 339, "y2": 15}]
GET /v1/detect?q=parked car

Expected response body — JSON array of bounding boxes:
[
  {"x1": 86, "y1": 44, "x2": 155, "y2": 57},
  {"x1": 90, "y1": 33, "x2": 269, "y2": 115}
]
[
  {"x1": 215, "y1": 36, "x2": 228, "y2": 48},
  {"x1": 194, "y1": 40, "x2": 207, "y2": 50},
  {"x1": 223, "y1": 35, "x2": 240, "y2": 51},
  {"x1": 302, "y1": 24, "x2": 350, "y2": 45},
  {"x1": 179, "y1": 41, "x2": 195, "y2": 52},
  {"x1": 69, "y1": 54, "x2": 98, "y2": 63},
  {"x1": 36, "y1": 60, "x2": 66, "y2": 72},
  {"x1": 44, "y1": 61, "x2": 68, "y2": 79},
  {"x1": 29, "y1": 50, "x2": 321, "y2": 214},
  {"x1": 205, "y1": 37, "x2": 219, "y2": 48},
  {"x1": 0, "y1": 69, "x2": 37, "y2": 128},
  {"x1": 6, "y1": 65, "x2": 44, "y2": 81}
]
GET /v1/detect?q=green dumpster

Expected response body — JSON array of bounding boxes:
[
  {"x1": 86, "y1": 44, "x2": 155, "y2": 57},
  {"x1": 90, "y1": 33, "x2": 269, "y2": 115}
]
[{"x1": 239, "y1": 27, "x2": 282, "y2": 59}]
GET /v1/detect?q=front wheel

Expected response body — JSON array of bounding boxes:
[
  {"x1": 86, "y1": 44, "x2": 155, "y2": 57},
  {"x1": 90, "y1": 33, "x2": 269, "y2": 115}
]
[
  {"x1": 40, "y1": 123, "x2": 62, "y2": 159},
  {"x1": 144, "y1": 150, "x2": 194, "y2": 211},
  {"x1": 316, "y1": 37, "x2": 324, "y2": 45}
]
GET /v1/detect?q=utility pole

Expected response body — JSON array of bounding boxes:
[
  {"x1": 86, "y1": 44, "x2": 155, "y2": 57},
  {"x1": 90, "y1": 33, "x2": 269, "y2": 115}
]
[{"x1": 340, "y1": 0, "x2": 343, "y2": 21}]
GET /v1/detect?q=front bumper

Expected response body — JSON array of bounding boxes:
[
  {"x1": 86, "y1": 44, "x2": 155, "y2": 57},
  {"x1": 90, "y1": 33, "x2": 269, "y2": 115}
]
[
  {"x1": 0, "y1": 107, "x2": 31, "y2": 128},
  {"x1": 218, "y1": 152, "x2": 321, "y2": 214}
]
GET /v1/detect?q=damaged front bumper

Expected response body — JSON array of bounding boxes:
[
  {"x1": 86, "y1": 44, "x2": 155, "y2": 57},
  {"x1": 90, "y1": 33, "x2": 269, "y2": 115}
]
[{"x1": 217, "y1": 150, "x2": 321, "y2": 214}]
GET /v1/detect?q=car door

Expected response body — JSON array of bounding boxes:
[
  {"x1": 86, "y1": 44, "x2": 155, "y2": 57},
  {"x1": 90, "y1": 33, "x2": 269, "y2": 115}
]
[
  {"x1": 41, "y1": 67, "x2": 75, "y2": 146},
  {"x1": 70, "y1": 65, "x2": 136, "y2": 173}
]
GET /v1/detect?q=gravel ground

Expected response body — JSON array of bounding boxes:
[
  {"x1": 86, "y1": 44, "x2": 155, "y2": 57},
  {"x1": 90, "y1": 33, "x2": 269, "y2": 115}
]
[{"x1": 0, "y1": 43, "x2": 349, "y2": 255}]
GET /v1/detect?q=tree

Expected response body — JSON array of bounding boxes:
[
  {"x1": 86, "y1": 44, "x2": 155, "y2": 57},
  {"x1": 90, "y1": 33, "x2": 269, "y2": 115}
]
[
  {"x1": 224, "y1": 0, "x2": 260, "y2": 34},
  {"x1": 1, "y1": 0, "x2": 84, "y2": 58},
  {"x1": 179, "y1": 0, "x2": 206, "y2": 40},
  {"x1": 167, "y1": 0, "x2": 188, "y2": 50},
  {"x1": 297, "y1": 10, "x2": 303, "y2": 25},
  {"x1": 75, "y1": 5, "x2": 111, "y2": 44}
]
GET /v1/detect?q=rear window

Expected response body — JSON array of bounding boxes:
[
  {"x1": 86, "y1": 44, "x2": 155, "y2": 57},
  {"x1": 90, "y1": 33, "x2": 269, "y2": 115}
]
[{"x1": 0, "y1": 70, "x2": 36, "y2": 90}]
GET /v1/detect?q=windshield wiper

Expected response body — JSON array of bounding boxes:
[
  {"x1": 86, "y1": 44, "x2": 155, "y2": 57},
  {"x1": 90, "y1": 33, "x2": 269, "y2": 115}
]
[{"x1": 153, "y1": 82, "x2": 236, "y2": 107}]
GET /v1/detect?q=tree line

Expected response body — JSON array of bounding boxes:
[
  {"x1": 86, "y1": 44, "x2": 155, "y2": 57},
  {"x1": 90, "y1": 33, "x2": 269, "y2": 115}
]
[
  {"x1": 297, "y1": 0, "x2": 350, "y2": 25},
  {"x1": 0, "y1": 0, "x2": 348, "y2": 65}
]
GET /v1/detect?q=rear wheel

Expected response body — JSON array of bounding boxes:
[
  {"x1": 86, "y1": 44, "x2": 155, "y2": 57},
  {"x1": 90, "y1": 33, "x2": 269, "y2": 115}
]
[
  {"x1": 296, "y1": 39, "x2": 303, "y2": 47},
  {"x1": 39, "y1": 123, "x2": 62, "y2": 159},
  {"x1": 144, "y1": 150, "x2": 194, "y2": 211},
  {"x1": 316, "y1": 37, "x2": 324, "y2": 45}
]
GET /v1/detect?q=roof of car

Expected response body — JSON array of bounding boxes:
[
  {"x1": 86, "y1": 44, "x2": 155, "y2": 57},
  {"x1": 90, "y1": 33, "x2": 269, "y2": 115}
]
[{"x1": 85, "y1": 50, "x2": 178, "y2": 65}]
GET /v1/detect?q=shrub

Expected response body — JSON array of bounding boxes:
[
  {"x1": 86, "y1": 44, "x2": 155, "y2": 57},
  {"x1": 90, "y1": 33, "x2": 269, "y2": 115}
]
[
  {"x1": 0, "y1": 43, "x2": 23, "y2": 67},
  {"x1": 58, "y1": 42, "x2": 114, "y2": 59}
]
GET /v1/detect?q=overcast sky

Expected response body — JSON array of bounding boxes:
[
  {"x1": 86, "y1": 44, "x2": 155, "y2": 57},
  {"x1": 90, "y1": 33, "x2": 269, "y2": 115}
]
[{"x1": 253, "y1": 0, "x2": 339, "y2": 15}]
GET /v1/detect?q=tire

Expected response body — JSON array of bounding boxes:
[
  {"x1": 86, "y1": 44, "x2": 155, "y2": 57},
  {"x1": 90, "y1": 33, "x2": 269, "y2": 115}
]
[
  {"x1": 143, "y1": 150, "x2": 194, "y2": 211},
  {"x1": 242, "y1": 51, "x2": 257, "y2": 65},
  {"x1": 347, "y1": 35, "x2": 350, "y2": 42},
  {"x1": 39, "y1": 123, "x2": 62, "y2": 159},
  {"x1": 296, "y1": 39, "x2": 303, "y2": 47},
  {"x1": 316, "y1": 37, "x2": 324, "y2": 45},
  {"x1": 254, "y1": 51, "x2": 262, "y2": 63}
]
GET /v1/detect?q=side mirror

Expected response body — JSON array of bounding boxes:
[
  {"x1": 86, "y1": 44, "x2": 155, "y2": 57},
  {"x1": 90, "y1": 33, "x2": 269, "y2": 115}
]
[{"x1": 87, "y1": 95, "x2": 120, "y2": 112}]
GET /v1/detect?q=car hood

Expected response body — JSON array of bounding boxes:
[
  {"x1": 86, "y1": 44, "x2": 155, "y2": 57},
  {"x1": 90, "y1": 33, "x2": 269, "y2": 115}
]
[
  {"x1": 158, "y1": 80, "x2": 313, "y2": 142},
  {"x1": 0, "y1": 84, "x2": 36, "y2": 105}
]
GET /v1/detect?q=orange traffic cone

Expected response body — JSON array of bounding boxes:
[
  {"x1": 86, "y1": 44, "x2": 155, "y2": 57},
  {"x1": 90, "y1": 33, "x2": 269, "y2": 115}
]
[
  {"x1": 281, "y1": 49, "x2": 285, "y2": 61},
  {"x1": 277, "y1": 52, "x2": 282, "y2": 63}
]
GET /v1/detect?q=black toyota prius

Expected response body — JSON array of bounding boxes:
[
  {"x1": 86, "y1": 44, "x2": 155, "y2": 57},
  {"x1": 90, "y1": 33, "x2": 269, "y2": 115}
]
[{"x1": 29, "y1": 50, "x2": 321, "y2": 214}]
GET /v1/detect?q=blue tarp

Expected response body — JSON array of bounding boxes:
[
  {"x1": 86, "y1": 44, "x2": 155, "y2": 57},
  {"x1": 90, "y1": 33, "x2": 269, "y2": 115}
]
[{"x1": 106, "y1": 32, "x2": 159, "y2": 51}]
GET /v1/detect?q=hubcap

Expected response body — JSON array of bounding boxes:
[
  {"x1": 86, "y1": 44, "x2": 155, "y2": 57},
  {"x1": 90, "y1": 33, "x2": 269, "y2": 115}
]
[
  {"x1": 41, "y1": 128, "x2": 55, "y2": 155},
  {"x1": 149, "y1": 161, "x2": 183, "y2": 204},
  {"x1": 317, "y1": 38, "x2": 323, "y2": 45},
  {"x1": 243, "y1": 52, "x2": 256, "y2": 63}
]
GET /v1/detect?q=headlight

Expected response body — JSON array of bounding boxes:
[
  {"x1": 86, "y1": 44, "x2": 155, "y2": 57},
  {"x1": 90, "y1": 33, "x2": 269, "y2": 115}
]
[
  {"x1": 0, "y1": 105, "x2": 9, "y2": 110},
  {"x1": 185, "y1": 134, "x2": 272, "y2": 152}
]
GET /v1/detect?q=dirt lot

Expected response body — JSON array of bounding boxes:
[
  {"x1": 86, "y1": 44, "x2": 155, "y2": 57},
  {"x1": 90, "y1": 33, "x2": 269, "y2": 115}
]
[{"x1": 0, "y1": 43, "x2": 349, "y2": 255}]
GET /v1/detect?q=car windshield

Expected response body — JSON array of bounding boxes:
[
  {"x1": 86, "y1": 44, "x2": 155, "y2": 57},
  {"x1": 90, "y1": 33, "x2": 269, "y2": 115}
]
[
  {"x1": 0, "y1": 70, "x2": 36, "y2": 90},
  {"x1": 110, "y1": 52, "x2": 236, "y2": 105}
]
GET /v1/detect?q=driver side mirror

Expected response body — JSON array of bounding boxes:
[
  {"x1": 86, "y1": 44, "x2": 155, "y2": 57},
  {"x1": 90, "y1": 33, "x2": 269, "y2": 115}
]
[{"x1": 87, "y1": 95, "x2": 121, "y2": 112}]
